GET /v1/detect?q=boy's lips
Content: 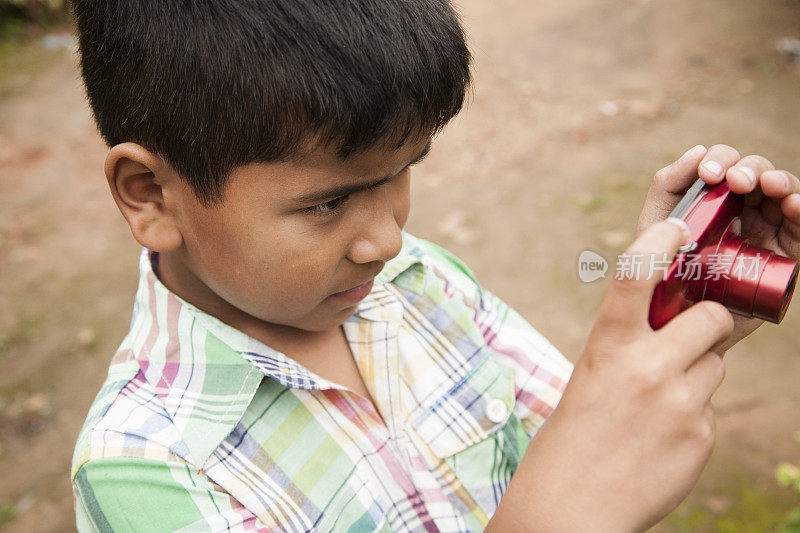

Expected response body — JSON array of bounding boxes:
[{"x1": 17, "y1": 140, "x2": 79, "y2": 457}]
[
  {"x1": 330, "y1": 278, "x2": 375, "y2": 302},
  {"x1": 333, "y1": 265, "x2": 385, "y2": 295},
  {"x1": 338, "y1": 279, "x2": 372, "y2": 293}
]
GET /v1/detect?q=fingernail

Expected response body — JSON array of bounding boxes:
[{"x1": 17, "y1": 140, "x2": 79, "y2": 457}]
[
  {"x1": 737, "y1": 166, "x2": 757, "y2": 187},
  {"x1": 703, "y1": 160, "x2": 723, "y2": 177},
  {"x1": 784, "y1": 172, "x2": 792, "y2": 189},
  {"x1": 666, "y1": 217, "x2": 690, "y2": 240},
  {"x1": 682, "y1": 144, "x2": 706, "y2": 160}
]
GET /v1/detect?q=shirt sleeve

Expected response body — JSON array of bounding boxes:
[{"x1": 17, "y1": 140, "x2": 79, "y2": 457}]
[
  {"x1": 73, "y1": 457, "x2": 270, "y2": 533},
  {"x1": 417, "y1": 237, "x2": 574, "y2": 440}
]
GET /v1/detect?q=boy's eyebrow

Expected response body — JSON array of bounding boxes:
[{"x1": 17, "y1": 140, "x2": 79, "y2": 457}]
[{"x1": 293, "y1": 140, "x2": 432, "y2": 204}]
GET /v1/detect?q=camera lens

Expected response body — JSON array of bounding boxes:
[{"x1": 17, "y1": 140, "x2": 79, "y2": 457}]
[
  {"x1": 750, "y1": 252, "x2": 798, "y2": 323},
  {"x1": 722, "y1": 241, "x2": 799, "y2": 323}
]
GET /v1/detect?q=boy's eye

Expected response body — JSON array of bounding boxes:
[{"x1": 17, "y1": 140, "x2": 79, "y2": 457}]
[
  {"x1": 304, "y1": 195, "x2": 349, "y2": 217},
  {"x1": 300, "y1": 169, "x2": 406, "y2": 218}
]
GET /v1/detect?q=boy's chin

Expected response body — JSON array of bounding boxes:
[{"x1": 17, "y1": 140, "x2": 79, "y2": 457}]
[{"x1": 269, "y1": 305, "x2": 358, "y2": 335}]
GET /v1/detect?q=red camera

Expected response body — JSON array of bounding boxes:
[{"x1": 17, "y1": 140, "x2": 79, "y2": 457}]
[{"x1": 648, "y1": 178, "x2": 798, "y2": 330}]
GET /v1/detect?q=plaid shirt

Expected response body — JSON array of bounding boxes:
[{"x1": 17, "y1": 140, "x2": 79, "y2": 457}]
[{"x1": 71, "y1": 230, "x2": 572, "y2": 532}]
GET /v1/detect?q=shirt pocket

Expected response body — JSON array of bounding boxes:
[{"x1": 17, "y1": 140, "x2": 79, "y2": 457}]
[
  {"x1": 410, "y1": 353, "x2": 526, "y2": 522},
  {"x1": 411, "y1": 352, "x2": 517, "y2": 458}
]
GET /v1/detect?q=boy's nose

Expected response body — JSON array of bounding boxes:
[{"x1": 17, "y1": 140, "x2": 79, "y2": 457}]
[{"x1": 346, "y1": 189, "x2": 404, "y2": 265}]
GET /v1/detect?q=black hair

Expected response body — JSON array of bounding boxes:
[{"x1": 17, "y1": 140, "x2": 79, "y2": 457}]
[{"x1": 71, "y1": 0, "x2": 472, "y2": 206}]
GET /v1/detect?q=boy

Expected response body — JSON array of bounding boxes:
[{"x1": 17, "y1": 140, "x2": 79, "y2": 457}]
[{"x1": 70, "y1": 0, "x2": 800, "y2": 531}]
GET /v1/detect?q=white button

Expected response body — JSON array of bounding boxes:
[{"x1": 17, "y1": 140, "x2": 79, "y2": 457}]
[{"x1": 486, "y1": 398, "x2": 508, "y2": 423}]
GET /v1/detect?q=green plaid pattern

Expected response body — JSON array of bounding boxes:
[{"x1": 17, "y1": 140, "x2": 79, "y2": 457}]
[{"x1": 72, "y1": 230, "x2": 572, "y2": 532}]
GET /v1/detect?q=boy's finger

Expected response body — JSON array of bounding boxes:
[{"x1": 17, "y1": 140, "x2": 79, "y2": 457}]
[
  {"x1": 597, "y1": 218, "x2": 689, "y2": 333},
  {"x1": 653, "y1": 145, "x2": 708, "y2": 194},
  {"x1": 655, "y1": 301, "x2": 734, "y2": 370},
  {"x1": 638, "y1": 145, "x2": 707, "y2": 233},
  {"x1": 779, "y1": 194, "x2": 800, "y2": 249},
  {"x1": 760, "y1": 169, "x2": 800, "y2": 200},
  {"x1": 698, "y1": 144, "x2": 742, "y2": 185},
  {"x1": 781, "y1": 192, "x2": 800, "y2": 227},
  {"x1": 684, "y1": 351, "x2": 726, "y2": 404},
  {"x1": 726, "y1": 155, "x2": 776, "y2": 195}
]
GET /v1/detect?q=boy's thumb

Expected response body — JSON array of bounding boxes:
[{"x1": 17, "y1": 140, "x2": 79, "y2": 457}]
[
  {"x1": 596, "y1": 218, "x2": 690, "y2": 333},
  {"x1": 637, "y1": 145, "x2": 707, "y2": 235}
]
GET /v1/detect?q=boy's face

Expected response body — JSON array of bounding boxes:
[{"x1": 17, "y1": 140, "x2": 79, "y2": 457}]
[{"x1": 159, "y1": 135, "x2": 431, "y2": 337}]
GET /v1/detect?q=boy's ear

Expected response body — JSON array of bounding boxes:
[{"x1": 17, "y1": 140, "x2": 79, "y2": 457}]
[{"x1": 105, "y1": 143, "x2": 184, "y2": 252}]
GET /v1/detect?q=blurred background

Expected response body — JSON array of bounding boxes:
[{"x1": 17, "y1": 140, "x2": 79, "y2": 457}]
[{"x1": 1, "y1": 0, "x2": 800, "y2": 531}]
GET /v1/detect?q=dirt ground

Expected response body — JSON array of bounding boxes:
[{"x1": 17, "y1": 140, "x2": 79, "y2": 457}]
[{"x1": 1, "y1": 0, "x2": 799, "y2": 531}]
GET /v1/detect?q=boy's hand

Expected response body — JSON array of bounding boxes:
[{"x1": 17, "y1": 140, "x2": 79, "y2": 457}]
[
  {"x1": 489, "y1": 220, "x2": 733, "y2": 533},
  {"x1": 636, "y1": 144, "x2": 800, "y2": 354}
]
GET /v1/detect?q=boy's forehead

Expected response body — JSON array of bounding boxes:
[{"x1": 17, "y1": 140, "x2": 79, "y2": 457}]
[
  {"x1": 256, "y1": 136, "x2": 432, "y2": 202},
  {"x1": 303, "y1": 135, "x2": 431, "y2": 174}
]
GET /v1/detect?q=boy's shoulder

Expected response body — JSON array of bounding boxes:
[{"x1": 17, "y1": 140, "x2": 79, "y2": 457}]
[
  {"x1": 372, "y1": 230, "x2": 497, "y2": 328},
  {"x1": 379, "y1": 229, "x2": 482, "y2": 294}
]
